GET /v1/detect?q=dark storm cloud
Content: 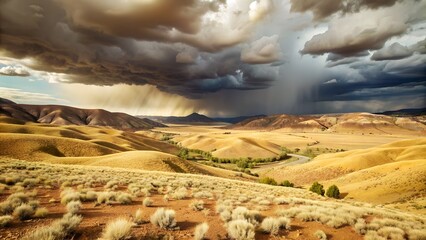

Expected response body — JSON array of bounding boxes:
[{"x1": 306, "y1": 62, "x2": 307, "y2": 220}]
[
  {"x1": 312, "y1": 59, "x2": 426, "y2": 102},
  {"x1": 411, "y1": 38, "x2": 426, "y2": 54},
  {"x1": 290, "y1": 0, "x2": 400, "y2": 21},
  {"x1": 241, "y1": 35, "x2": 282, "y2": 64},
  {"x1": 325, "y1": 51, "x2": 370, "y2": 67},
  {"x1": 1, "y1": 0, "x2": 425, "y2": 116},
  {"x1": 371, "y1": 42, "x2": 413, "y2": 61},
  {"x1": 290, "y1": 0, "x2": 342, "y2": 21},
  {"x1": 316, "y1": 75, "x2": 425, "y2": 101},
  {"x1": 326, "y1": 51, "x2": 369, "y2": 62},
  {"x1": 300, "y1": 1, "x2": 426, "y2": 56},
  {"x1": 0, "y1": 0, "x2": 276, "y2": 97},
  {"x1": 325, "y1": 57, "x2": 360, "y2": 68}
]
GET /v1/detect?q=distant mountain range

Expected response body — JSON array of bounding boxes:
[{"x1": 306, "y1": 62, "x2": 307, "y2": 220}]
[
  {"x1": 139, "y1": 113, "x2": 265, "y2": 124},
  {"x1": 0, "y1": 98, "x2": 165, "y2": 131},
  {"x1": 212, "y1": 115, "x2": 267, "y2": 124},
  {"x1": 138, "y1": 113, "x2": 218, "y2": 124},
  {"x1": 229, "y1": 112, "x2": 426, "y2": 134},
  {"x1": 377, "y1": 108, "x2": 426, "y2": 116},
  {"x1": 2, "y1": 96, "x2": 424, "y2": 133}
]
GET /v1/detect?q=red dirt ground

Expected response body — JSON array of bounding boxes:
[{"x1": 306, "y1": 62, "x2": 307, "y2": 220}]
[{"x1": 0, "y1": 184, "x2": 364, "y2": 240}]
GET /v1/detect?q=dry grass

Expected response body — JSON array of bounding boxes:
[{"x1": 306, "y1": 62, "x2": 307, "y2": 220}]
[
  {"x1": 0, "y1": 158, "x2": 425, "y2": 240},
  {"x1": 142, "y1": 197, "x2": 153, "y2": 207},
  {"x1": 262, "y1": 138, "x2": 426, "y2": 205},
  {"x1": 314, "y1": 230, "x2": 327, "y2": 240},
  {"x1": 13, "y1": 204, "x2": 35, "y2": 220},
  {"x1": 227, "y1": 220, "x2": 255, "y2": 240},
  {"x1": 66, "y1": 201, "x2": 82, "y2": 215},
  {"x1": 260, "y1": 217, "x2": 291, "y2": 235},
  {"x1": 194, "y1": 222, "x2": 209, "y2": 240},
  {"x1": 0, "y1": 215, "x2": 13, "y2": 227},
  {"x1": 150, "y1": 208, "x2": 178, "y2": 230},
  {"x1": 117, "y1": 193, "x2": 133, "y2": 205},
  {"x1": 101, "y1": 218, "x2": 133, "y2": 240},
  {"x1": 189, "y1": 200, "x2": 204, "y2": 211},
  {"x1": 133, "y1": 209, "x2": 146, "y2": 225},
  {"x1": 34, "y1": 207, "x2": 49, "y2": 218},
  {"x1": 24, "y1": 213, "x2": 82, "y2": 240}
]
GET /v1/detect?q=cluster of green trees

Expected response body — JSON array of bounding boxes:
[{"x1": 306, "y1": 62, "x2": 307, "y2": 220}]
[
  {"x1": 210, "y1": 153, "x2": 289, "y2": 165},
  {"x1": 258, "y1": 177, "x2": 340, "y2": 199},
  {"x1": 177, "y1": 147, "x2": 289, "y2": 166},
  {"x1": 258, "y1": 177, "x2": 295, "y2": 187},
  {"x1": 309, "y1": 182, "x2": 340, "y2": 199}
]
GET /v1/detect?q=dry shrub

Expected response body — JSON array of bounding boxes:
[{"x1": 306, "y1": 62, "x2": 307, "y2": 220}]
[
  {"x1": 189, "y1": 200, "x2": 204, "y2": 211},
  {"x1": 133, "y1": 209, "x2": 146, "y2": 225},
  {"x1": 1, "y1": 192, "x2": 29, "y2": 214},
  {"x1": 60, "y1": 190, "x2": 80, "y2": 205},
  {"x1": 97, "y1": 192, "x2": 117, "y2": 204},
  {"x1": 171, "y1": 187, "x2": 187, "y2": 200},
  {"x1": 260, "y1": 217, "x2": 291, "y2": 235},
  {"x1": 13, "y1": 204, "x2": 34, "y2": 220},
  {"x1": 193, "y1": 191, "x2": 213, "y2": 199},
  {"x1": 150, "y1": 208, "x2": 178, "y2": 230},
  {"x1": 66, "y1": 201, "x2": 82, "y2": 215},
  {"x1": 34, "y1": 207, "x2": 49, "y2": 218},
  {"x1": 227, "y1": 220, "x2": 255, "y2": 240},
  {"x1": 143, "y1": 197, "x2": 153, "y2": 207},
  {"x1": 314, "y1": 230, "x2": 327, "y2": 240},
  {"x1": 101, "y1": 218, "x2": 133, "y2": 240},
  {"x1": 117, "y1": 193, "x2": 133, "y2": 205},
  {"x1": 0, "y1": 215, "x2": 13, "y2": 227},
  {"x1": 194, "y1": 222, "x2": 209, "y2": 240},
  {"x1": 231, "y1": 207, "x2": 260, "y2": 225},
  {"x1": 24, "y1": 213, "x2": 82, "y2": 240}
]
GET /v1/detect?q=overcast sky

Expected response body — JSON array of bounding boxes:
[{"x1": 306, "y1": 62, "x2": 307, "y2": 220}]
[{"x1": 0, "y1": 0, "x2": 425, "y2": 117}]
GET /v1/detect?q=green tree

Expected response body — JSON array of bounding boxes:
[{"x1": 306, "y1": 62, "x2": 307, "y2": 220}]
[
  {"x1": 326, "y1": 185, "x2": 340, "y2": 199},
  {"x1": 178, "y1": 148, "x2": 189, "y2": 159},
  {"x1": 259, "y1": 177, "x2": 277, "y2": 186},
  {"x1": 280, "y1": 180, "x2": 294, "y2": 187},
  {"x1": 236, "y1": 159, "x2": 249, "y2": 169},
  {"x1": 309, "y1": 182, "x2": 325, "y2": 196}
]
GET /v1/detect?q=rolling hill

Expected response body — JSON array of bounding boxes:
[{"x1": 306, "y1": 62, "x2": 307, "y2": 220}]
[
  {"x1": 230, "y1": 112, "x2": 426, "y2": 135},
  {"x1": 0, "y1": 97, "x2": 165, "y2": 131},
  {"x1": 261, "y1": 138, "x2": 426, "y2": 204},
  {"x1": 0, "y1": 120, "x2": 254, "y2": 180}
]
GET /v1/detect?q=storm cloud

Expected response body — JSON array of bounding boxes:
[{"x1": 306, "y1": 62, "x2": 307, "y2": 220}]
[
  {"x1": 0, "y1": 0, "x2": 277, "y2": 97},
  {"x1": 241, "y1": 35, "x2": 282, "y2": 64},
  {"x1": 300, "y1": 1, "x2": 426, "y2": 56},
  {"x1": 0, "y1": 0, "x2": 425, "y2": 115},
  {"x1": 371, "y1": 43, "x2": 413, "y2": 61},
  {"x1": 290, "y1": 0, "x2": 401, "y2": 20}
]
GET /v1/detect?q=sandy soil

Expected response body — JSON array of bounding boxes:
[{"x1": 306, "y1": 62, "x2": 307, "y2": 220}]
[{"x1": 0, "y1": 183, "x2": 362, "y2": 240}]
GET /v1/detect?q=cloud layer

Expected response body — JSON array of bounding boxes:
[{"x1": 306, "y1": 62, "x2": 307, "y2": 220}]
[
  {"x1": 0, "y1": 0, "x2": 425, "y2": 115},
  {"x1": 0, "y1": 0, "x2": 285, "y2": 97},
  {"x1": 300, "y1": 1, "x2": 425, "y2": 55}
]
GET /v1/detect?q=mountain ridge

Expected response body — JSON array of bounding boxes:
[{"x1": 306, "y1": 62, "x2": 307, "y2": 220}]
[
  {"x1": 139, "y1": 112, "x2": 223, "y2": 124},
  {"x1": 0, "y1": 97, "x2": 165, "y2": 131},
  {"x1": 229, "y1": 112, "x2": 426, "y2": 134}
]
